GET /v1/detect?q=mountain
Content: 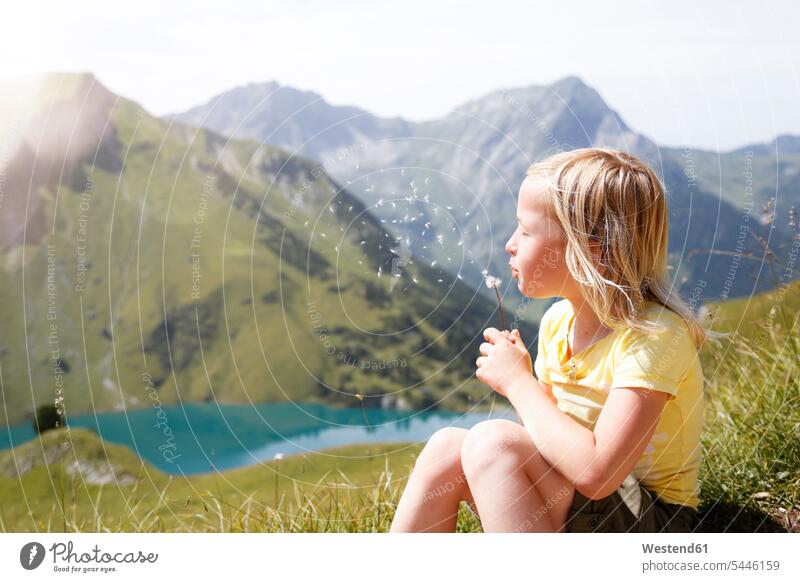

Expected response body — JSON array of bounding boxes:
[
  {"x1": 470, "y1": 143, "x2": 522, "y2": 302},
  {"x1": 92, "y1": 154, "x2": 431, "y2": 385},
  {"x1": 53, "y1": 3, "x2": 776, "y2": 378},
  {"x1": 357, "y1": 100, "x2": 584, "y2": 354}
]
[
  {"x1": 0, "y1": 73, "x2": 525, "y2": 427},
  {"x1": 174, "y1": 80, "x2": 414, "y2": 160},
  {"x1": 175, "y1": 76, "x2": 800, "y2": 306}
]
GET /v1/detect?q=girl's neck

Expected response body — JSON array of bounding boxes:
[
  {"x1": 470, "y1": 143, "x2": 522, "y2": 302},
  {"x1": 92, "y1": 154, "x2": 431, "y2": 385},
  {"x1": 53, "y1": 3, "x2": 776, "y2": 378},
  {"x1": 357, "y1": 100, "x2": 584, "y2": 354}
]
[{"x1": 564, "y1": 296, "x2": 613, "y2": 350}]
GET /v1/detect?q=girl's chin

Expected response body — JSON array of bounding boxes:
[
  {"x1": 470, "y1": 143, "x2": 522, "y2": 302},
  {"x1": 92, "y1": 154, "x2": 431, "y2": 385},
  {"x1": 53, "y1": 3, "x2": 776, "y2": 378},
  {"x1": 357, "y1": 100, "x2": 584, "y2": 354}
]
[{"x1": 516, "y1": 277, "x2": 537, "y2": 298}]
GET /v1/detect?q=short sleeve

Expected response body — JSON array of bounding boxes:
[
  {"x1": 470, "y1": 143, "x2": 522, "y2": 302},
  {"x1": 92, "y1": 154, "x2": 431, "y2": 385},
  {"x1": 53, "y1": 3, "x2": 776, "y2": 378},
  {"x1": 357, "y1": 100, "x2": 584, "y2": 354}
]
[
  {"x1": 533, "y1": 303, "x2": 558, "y2": 384},
  {"x1": 534, "y1": 332, "x2": 549, "y2": 383},
  {"x1": 610, "y1": 316, "x2": 697, "y2": 398}
]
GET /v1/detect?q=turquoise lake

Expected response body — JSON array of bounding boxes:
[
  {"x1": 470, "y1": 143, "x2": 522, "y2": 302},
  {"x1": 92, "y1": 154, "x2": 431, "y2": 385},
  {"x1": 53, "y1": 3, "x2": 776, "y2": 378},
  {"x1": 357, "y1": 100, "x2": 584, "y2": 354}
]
[{"x1": 0, "y1": 402, "x2": 514, "y2": 475}]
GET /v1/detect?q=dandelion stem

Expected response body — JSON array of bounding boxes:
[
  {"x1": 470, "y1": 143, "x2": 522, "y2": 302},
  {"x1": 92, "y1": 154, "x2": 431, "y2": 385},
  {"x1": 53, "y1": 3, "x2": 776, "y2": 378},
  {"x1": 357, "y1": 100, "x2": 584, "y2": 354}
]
[{"x1": 494, "y1": 287, "x2": 507, "y2": 330}]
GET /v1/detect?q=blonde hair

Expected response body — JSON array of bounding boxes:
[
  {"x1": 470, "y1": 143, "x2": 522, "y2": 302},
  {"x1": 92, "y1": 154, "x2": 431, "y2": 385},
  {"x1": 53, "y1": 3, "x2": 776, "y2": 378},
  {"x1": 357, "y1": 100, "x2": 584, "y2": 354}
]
[{"x1": 527, "y1": 147, "x2": 713, "y2": 349}]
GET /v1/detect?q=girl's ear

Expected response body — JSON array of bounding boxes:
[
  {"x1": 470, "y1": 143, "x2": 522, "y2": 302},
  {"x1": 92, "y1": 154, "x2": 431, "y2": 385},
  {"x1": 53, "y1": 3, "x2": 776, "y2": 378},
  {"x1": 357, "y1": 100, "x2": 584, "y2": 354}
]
[
  {"x1": 588, "y1": 240, "x2": 602, "y2": 262},
  {"x1": 588, "y1": 241, "x2": 606, "y2": 275}
]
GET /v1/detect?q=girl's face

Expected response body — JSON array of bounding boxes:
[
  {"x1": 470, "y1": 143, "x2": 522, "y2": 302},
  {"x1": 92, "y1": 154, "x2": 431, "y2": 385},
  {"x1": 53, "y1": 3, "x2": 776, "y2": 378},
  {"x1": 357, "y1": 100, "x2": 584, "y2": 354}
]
[{"x1": 505, "y1": 175, "x2": 579, "y2": 299}]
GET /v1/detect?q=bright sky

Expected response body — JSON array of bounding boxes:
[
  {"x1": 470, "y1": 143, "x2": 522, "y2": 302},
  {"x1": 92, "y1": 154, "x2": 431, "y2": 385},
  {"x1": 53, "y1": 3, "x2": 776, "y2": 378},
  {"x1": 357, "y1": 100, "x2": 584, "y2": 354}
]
[{"x1": 3, "y1": 0, "x2": 799, "y2": 151}]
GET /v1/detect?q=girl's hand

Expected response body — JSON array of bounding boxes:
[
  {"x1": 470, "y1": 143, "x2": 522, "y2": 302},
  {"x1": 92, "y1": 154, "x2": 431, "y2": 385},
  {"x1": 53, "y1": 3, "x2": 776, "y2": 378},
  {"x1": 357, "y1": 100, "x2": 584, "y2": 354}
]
[{"x1": 475, "y1": 328, "x2": 532, "y2": 397}]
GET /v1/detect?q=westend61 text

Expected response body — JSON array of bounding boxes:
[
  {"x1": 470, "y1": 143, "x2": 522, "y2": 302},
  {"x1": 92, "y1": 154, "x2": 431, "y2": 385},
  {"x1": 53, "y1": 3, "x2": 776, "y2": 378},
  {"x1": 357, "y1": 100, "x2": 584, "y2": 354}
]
[{"x1": 642, "y1": 543, "x2": 708, "y2": 554}]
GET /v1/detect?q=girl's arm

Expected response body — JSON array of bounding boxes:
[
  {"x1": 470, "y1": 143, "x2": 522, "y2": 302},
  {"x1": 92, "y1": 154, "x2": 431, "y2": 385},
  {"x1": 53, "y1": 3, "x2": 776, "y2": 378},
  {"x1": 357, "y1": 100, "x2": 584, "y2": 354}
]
[
  {"x1": 506, "y1": 374, "x2": 667, "y2": 500},
  {"x1": 477, "y1": 328, "x2": 668, "y2": 500}
]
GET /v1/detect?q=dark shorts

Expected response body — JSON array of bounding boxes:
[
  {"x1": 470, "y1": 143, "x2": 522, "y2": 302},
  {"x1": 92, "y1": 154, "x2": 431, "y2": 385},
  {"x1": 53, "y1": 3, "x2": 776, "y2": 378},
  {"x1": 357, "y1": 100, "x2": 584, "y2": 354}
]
[{"x1": 564, "y1": 473, "x2": 699, "y2": 533}]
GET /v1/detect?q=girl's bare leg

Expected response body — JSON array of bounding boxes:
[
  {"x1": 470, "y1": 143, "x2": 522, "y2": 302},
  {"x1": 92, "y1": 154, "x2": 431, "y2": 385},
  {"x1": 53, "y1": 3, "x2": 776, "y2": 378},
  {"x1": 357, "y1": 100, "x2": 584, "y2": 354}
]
[
  {"x1": 461, "y1": 419, "x2": 576, "y2": 532},
  {"x1": 390, "y1": 427, "x2": 475, "y2": 532}
]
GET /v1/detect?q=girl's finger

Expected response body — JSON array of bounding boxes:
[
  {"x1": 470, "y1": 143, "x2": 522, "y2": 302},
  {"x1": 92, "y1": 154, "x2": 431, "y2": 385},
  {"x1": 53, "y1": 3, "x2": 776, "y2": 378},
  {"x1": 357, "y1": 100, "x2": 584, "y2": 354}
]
[
  {"x1": 479, "y1": 342, "x2": 493, "y2": 356},
  {"x1": 475, "y1": 356, "x2": 486, "y2": 367}
]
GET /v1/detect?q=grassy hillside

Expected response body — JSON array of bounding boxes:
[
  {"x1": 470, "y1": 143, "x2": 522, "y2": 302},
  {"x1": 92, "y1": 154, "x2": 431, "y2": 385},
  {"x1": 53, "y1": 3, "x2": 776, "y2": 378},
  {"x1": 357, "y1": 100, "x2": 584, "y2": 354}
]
[
  {"x1": 0, "y1": 73, "x2": 535, "y2": 427},
  {"x1": 0, "y1": 427, "x2": 445, "y2": 533},
  {"x1": 694, "y1": 275, "x2": 800, "y2": 532}
]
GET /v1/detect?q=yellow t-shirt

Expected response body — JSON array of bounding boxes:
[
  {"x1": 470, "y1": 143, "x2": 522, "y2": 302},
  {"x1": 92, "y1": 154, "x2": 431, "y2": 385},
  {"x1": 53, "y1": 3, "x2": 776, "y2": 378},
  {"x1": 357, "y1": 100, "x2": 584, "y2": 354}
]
[{"x1": 533, "y1": 298, "x2": 705, "y2": 509}]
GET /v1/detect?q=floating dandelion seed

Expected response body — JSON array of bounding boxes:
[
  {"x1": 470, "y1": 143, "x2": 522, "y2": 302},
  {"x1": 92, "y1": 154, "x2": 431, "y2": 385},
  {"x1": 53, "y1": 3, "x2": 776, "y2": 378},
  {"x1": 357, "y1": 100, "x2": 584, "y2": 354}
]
[
  {"x1": 484, "y1": 273, "x2": 507, "y2": 329},
  {"x1": 424, "y1": 177, "x2": 430, "y2": 185},
  {"x1": 431, "y1": 260, "x2": 437, "y2": 267}
]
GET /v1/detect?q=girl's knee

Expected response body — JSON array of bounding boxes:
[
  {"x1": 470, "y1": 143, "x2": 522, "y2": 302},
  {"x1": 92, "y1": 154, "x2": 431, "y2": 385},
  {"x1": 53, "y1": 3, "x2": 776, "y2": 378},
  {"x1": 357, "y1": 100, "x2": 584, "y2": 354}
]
[
  {"x1": 414, "y1": 427, "x2": 467, "y2": 472},
  {"x1": 461, "y1": 419, "x2": 532, "y2": 475}
]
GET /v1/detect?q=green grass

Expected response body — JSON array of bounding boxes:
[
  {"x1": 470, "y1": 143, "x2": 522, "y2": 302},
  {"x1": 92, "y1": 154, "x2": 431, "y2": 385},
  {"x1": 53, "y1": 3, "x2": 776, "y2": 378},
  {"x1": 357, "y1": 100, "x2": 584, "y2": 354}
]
[
  {"x1": 0, "y1": 427, "x2": 482, "y2": 533},
  {"x1": 693, "y1": 278, "x2": 800, "y2": 532}
]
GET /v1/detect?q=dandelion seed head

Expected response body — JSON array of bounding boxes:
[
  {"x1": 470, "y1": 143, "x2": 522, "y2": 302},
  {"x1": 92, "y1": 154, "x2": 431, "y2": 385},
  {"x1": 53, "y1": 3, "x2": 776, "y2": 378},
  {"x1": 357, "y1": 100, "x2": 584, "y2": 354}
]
[{"x1": 484, "y1": 275, "x2": 501, "y2": 289}]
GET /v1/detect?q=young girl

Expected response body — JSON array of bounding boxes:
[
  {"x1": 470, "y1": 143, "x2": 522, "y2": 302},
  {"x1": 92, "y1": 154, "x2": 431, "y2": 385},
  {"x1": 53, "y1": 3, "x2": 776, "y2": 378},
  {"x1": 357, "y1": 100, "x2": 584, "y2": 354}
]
[{"x1": 390, "y1": 148, "x2": 708, "y2": 533}]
